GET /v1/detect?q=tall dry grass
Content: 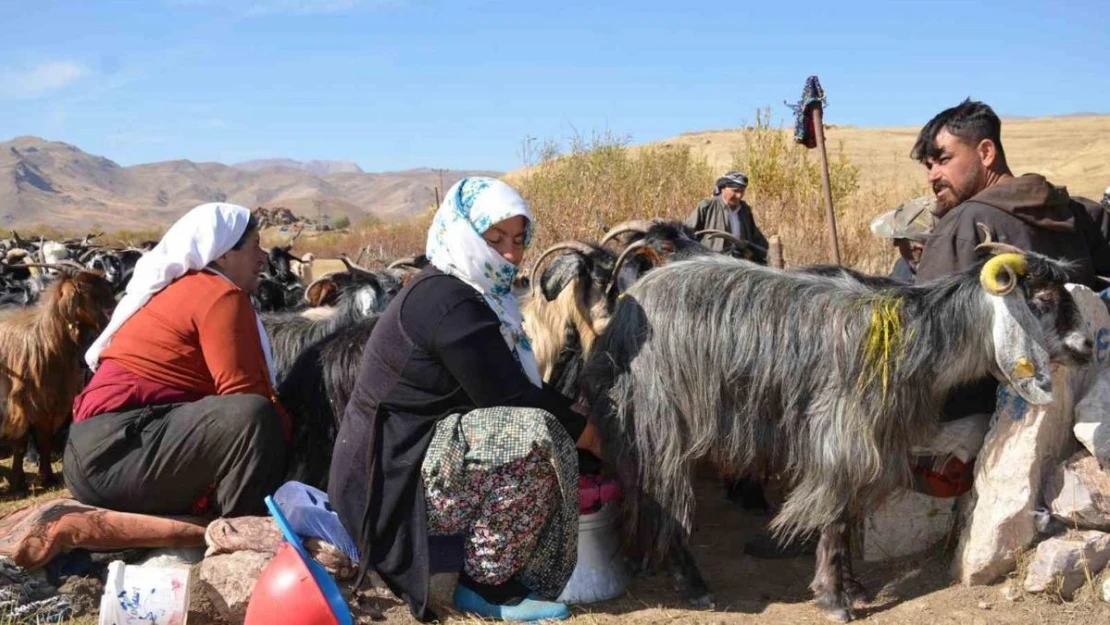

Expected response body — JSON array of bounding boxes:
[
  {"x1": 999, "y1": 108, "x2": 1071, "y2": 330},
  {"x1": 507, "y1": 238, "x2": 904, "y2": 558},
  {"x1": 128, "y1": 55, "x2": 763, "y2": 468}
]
[{"x1": 512, "y1": 113, "x2": 920, "y2": 273}]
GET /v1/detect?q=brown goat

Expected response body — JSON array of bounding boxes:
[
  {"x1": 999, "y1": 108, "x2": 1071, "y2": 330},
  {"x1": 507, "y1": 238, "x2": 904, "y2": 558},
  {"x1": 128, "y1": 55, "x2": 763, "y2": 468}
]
[{"x1": 0, "y1": 269, "x2": 115, "y2": 492}]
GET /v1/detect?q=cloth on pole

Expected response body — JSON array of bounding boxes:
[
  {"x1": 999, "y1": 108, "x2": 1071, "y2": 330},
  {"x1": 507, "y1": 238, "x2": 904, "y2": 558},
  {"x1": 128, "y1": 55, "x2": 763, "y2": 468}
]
[{"x1": 787, "y1": 75, "x2": 827, "y2": 149}]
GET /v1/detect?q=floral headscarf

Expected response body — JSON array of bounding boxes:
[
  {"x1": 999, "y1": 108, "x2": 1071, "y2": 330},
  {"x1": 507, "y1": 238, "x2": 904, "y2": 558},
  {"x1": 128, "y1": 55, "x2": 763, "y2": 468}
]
[{"x1": 426, "y1": 177, "x2": 542, "y2": 387}]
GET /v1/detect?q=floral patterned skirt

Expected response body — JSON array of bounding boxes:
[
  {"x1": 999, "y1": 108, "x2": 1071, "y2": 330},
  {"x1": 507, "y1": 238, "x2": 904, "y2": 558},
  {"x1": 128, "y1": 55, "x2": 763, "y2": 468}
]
[{"x1": 421, "y1": 407, "x2": 579, "y2": 600}]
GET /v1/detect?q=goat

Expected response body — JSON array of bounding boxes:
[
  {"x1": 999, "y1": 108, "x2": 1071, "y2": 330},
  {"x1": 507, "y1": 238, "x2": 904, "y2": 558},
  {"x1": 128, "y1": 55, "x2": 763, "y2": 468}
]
[
  {"x1": 303, "y1": 256, "x2": 403, "y2": 309},
  {"x1": 262, "y1": 283, "x2": 384, "y2": 384},
  {"x1": 0, "y1": 268, "x2": 115, "y2": 492},
  {"x1": 278, "y1": 316, "x2": 379, "y2": 487},
  {"x1": 580, "y1": 245, "x2": 1091, "y2": 622}
]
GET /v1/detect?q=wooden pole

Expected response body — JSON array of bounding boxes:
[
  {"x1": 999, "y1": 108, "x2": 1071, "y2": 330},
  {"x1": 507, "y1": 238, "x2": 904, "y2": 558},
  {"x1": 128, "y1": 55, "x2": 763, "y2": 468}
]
[
  {"x1": 811, "y1": 106, "x2": 842, "y2": 265},
  {"x1": 769, "y1": 235, "x2": 784, "y2": 269}
]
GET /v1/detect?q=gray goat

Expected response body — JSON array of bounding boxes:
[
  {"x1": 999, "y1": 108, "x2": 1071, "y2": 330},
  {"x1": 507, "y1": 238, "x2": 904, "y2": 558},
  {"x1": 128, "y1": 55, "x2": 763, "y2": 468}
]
[{"x1": 581, "y1": 246, "x2": 1092, "y2": 622}]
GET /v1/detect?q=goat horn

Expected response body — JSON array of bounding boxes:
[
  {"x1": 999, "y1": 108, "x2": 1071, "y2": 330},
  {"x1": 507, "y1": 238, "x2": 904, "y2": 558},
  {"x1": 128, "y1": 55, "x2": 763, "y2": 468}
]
[
  {"x1": 980, "y1": 253, "x2": 1026, "y2": 296},
  {"x1": 526, "y1": 241, "x2": 596, "y2": 297},
  {"x1": 974, "y1": 223, "x2": 1026, "y2": 257},
  {"x1": 339, "y1": 254, "x2": 375, "y2": 276},
  {"x1": 387, "y1": 255, "x2": 423, "y2": 270},
  {"x1": 695, "y1": 229, "x2": 770, "y2": 255},
  {"x1": 605, "y1": 240, "x2": 662, "y2": 301},
  {"x1": 600, "y1": 219, "x2": 660, "y2": 246}
]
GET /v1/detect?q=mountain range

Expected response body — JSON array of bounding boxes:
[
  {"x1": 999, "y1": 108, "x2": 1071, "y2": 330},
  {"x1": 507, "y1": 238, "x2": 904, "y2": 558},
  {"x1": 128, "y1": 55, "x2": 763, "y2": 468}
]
[{"x1": 0, "y1": 136, "x2": 499, "y2": 230}]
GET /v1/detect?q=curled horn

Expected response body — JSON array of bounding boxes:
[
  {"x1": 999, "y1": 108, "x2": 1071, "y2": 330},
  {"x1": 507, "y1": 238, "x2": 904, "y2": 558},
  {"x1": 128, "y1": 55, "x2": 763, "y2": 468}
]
[
  {"x1": 527, "y1": 241, "x2": 597, "y2": 297},
  {"x1": 975, "y1": 223, "x2": 1026, "y2": 257},
  {"x1": 600, "y1": 219, "x2": 660, "y2": 246},
  {"x1": 980, "y1": 254, "x2": 1026, "y2": 296},
  {"x1": 605, "y1": 240, "x2": 663, "y2": 301}
]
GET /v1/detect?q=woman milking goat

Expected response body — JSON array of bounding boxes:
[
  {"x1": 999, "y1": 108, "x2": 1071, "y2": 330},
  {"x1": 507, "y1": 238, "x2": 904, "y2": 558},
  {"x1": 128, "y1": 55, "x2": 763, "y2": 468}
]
[
  {"x1": 65, "y1": 203, "x2": 289, "y2": 518},
  {"x1": 330, "y1": 177, "x2": 604, "y2": 623}
]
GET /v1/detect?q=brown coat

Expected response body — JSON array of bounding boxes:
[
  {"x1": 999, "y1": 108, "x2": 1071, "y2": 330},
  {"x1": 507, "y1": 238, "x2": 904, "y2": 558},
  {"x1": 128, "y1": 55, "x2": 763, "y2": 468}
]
[
  {"x1": 916, "y1": 174, "x2": 1110, "y2": 289},
  {"x1": 684, "y1": 196, "x2": 768, "y2": 262}
]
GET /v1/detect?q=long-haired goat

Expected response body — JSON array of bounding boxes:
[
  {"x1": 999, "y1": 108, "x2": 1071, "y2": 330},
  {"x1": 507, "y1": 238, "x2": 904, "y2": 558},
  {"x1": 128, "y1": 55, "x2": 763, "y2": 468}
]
[
  {"x1": 278, "y1": 316, "x2": 379, "y2": 487},
  {"x1": 581, "y1": 247, "x2": 1091, "y2": 621},
  {"x1": 262, "y1": 283, "x2": 385, "y2": 384},
  {"x1": 0, "y1": 268, "x2": 115, "y2": 492}
]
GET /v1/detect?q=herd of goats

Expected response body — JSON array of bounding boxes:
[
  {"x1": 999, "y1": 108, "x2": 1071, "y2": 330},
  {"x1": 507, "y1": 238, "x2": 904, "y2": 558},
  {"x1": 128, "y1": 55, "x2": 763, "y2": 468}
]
[{"x1": 0, "y1": 218, "x2": 1095, "y2": 621}]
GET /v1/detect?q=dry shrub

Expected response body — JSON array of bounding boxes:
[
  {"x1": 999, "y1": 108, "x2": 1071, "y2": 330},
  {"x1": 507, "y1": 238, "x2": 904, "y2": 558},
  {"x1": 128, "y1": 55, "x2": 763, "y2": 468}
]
[
  {"x1": 269, "y1": 210, "x2": 435, "y2": 269},
  {"x1": 730, "y1": 108, "x2": 908, "y2": 272},
  {"x1": 514, "y1": 130, "x2": 714, "y2": 259}
]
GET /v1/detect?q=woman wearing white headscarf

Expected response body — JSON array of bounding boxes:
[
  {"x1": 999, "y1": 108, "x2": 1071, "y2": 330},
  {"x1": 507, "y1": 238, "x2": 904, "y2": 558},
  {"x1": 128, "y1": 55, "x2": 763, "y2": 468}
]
[
  {"x1": 330, "y1": 178, "x2": 602, "y2": 623},
  {"x1": 65, "y1": 202, "x2": 289, "y2": 518}
]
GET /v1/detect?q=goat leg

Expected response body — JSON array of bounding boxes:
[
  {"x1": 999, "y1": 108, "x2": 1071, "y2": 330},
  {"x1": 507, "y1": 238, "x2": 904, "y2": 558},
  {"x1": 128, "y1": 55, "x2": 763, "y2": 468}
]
[
  {"x1": 669, "y1": 535, "x2": 714, "y2": 609},
  {"x1": 7, "y1": 436, "x2": 27, "y2": 494},
  {"x1": 842, "y1": 528, "x2": 869, "y2": 603},
  {"x1": 810, "y1": 519, "x2": 855, "y2": 622},
  {"x1": 34, "y1": 428, "x2": 58, "y2": 488}
]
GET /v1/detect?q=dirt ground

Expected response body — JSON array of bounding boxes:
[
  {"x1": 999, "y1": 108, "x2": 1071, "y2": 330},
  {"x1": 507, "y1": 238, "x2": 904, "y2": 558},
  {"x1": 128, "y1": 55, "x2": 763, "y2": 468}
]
[
  {"x1": 357, "y1": 480, "x2": 1110, "y2": 625},
  {"x1": 2, "y1": 464, "x2": 1108, "y2": 624}
]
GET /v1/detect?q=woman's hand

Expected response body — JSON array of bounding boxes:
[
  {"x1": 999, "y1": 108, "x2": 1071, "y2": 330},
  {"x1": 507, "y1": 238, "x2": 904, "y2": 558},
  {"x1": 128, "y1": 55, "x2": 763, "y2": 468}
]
[{"x1": 576, "y1": 419, "x2": 603, "y2": 460}]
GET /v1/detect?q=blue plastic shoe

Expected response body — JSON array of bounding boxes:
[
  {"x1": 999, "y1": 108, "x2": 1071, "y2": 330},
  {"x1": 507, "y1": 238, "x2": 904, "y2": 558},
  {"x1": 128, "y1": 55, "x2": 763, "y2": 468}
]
[{"x1": 453, "y1": 583, "x2": 570, "y2": 622}]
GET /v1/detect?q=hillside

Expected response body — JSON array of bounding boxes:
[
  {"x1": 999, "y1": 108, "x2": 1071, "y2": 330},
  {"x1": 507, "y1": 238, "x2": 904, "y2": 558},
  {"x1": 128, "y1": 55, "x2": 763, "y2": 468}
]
[
  {"x1": 653, "y1": 114, "x2": 1110, "y2": 201},
  {"x1": 0, "y1": 136, "x2": 500, "y2": 229}
]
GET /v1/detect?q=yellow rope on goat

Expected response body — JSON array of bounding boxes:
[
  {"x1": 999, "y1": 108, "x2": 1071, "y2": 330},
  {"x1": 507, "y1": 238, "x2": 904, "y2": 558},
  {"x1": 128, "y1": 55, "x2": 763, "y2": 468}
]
[{"x1": 857, "y1": 295, "x2": 907, "y2": 403}]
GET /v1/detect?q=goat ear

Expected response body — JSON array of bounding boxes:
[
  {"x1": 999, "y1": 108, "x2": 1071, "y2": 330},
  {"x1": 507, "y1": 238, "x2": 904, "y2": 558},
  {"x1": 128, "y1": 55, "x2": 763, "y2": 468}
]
[
  {"x1": 540, "y1": 254, "x2": 586, "y2": 302},
  {"x1": 307, "y1": 278, "x2": 342, "y2": 307}
]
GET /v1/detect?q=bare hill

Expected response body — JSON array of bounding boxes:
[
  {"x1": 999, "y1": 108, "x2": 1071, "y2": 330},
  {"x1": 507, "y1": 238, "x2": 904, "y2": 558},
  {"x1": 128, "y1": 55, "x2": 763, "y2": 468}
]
[
  {"x1": 653, "y1": 114, "x2": 1110, "y2": 201},
  {"x1": 0, "y1": 136, "x2": 499, "y2": 229}
]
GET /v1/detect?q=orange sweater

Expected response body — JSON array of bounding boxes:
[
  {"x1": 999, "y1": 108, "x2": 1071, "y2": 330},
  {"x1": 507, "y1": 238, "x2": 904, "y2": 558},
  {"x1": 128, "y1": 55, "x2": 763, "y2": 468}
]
[{"x1": 74, "y1": 270, "x2": 291, "y2": 440}]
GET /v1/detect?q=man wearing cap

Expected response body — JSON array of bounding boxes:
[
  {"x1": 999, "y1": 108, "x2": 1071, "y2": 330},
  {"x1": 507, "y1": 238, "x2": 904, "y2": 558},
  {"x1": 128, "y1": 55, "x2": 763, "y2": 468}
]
[
  {"x1": 869, "y1": 195, "x2": 935, "y2": 283},
  {"x1": 685, "y1": 171, "x2": 769, "y2": 264}
]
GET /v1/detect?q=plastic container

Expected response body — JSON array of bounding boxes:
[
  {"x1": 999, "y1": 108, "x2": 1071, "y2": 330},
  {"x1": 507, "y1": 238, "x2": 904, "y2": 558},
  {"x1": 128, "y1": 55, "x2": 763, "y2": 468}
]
[
  {"x1": 243, "y1": 496, "x2": 353, "y2": 625},
  {"x1": 556, "y1": 502, "x2": 630, "y2": 604},
  {"x1": 98, "y1": 560, "x2": 190, "y2": 625}
]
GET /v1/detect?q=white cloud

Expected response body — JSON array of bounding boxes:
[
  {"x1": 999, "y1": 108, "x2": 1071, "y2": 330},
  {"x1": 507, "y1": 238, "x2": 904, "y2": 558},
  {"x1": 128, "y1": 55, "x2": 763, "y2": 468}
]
[{"x1": 0, "y1": 60, "x2": 88, "y2": 100}]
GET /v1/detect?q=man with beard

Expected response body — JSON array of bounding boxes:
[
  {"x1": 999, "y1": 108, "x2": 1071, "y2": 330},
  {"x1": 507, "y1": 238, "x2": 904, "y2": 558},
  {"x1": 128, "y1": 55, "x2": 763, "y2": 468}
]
[
  {"x1": 912, "y1": 99, "x2": 1110, "y2": 287},
  {"x1": 910, "y1": 100, "x2": 1110, "y2": 465},
  {"x1": 685, "y1": 171, "x2": 769, "y2": 264}
]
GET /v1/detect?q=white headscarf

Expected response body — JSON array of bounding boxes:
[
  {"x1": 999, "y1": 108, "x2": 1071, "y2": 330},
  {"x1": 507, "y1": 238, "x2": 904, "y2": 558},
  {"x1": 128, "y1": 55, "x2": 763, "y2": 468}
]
[
  {"x1": 425, "y1": 177, "x2": 543, "y2": 387},
  {"x1": 85, "y1": 202, "x2": 277, "y2": 386}
]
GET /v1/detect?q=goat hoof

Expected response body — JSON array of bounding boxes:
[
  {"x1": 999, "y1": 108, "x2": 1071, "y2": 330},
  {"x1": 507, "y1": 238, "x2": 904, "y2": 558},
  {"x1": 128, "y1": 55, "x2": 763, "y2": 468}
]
[
  {"x1": 823, "y1": 607, "x2": 853, "y2": 623},
  {"x1": 5, "y1": 479, "x2": 27, "y2": 496},
  {"x1": 844, "y1": 577, "x2": 869, "y2": 603},
  {"x1": 686, "y1": 593, "x2": 715, "y2": 609},
  {"x1": 38, "y1": 473, "x2": 59, "y2": 488}
]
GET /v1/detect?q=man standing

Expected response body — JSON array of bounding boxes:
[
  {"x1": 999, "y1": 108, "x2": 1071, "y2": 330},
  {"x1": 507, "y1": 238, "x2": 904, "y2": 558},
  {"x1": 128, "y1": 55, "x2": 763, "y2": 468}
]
[
  {"x1": 912, "y1": 99, "x2": 1110, "y2": 288},
  {"x1": 868, "y1": 195, "x2": 935, "y2": 283},
  {"x1": 685, "y1": 171, "x2": 769, "y2": 264}
]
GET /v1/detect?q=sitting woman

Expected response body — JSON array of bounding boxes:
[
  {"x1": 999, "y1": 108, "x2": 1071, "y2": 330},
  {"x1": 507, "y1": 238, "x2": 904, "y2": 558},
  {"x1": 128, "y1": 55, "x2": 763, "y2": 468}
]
[
  {"x1": 64, "y1": 202, "x2": 289, "y2": 518},
  {"x1": 330, "y1": 177, "x2": 602, "y2": 623}
]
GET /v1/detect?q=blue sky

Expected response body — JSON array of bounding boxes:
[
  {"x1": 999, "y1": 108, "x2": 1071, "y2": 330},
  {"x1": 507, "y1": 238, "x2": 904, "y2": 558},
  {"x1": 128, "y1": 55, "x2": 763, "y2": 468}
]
[{"x1": 0, "y1": 0, "x2": 1105, "y2": 172}]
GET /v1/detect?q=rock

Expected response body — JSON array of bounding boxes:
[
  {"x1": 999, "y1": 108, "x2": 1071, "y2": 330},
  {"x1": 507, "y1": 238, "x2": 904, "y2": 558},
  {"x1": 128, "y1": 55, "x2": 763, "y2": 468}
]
[
  {"x1": 953, "y1": 365, "x2": 1081, "y2": 585},
  {"x1": 191, "y1": 551, "x2": 272, "y2": 625},
  {"x1": 954, "y1": 285, "x2": 1110, "y2": 585},
  {"x1": 977, "y1": 600, "x2": 990, "y2": 609},
  {"x1": 1023, "y1": 530, "x2": 1110, "y2": 598},
  {"x1": 55, "y1": 576, "x2": 103, "y2": 618},
  {"x1": 1071, "y1": 285, "x2": 1110, "y2": 464},
  {"x1": 1102, "y1": 576, "x2": 1110, "y2": 602},
  {"x1": 1075, "y1": 369, "x2": 1110, "y2": 466},
  {"x1": 1045, "y1": 451, "x2": 1110, "y2": 530},
  {"x1": 859, "y1": 488, "x2": 958, "y2": 562}
]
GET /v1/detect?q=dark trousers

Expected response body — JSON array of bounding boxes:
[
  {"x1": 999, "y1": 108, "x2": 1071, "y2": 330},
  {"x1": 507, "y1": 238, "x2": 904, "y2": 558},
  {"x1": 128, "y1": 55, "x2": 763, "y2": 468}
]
[{"x1": 63, "y1": 394, "x2": 286, "y2": 517}]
